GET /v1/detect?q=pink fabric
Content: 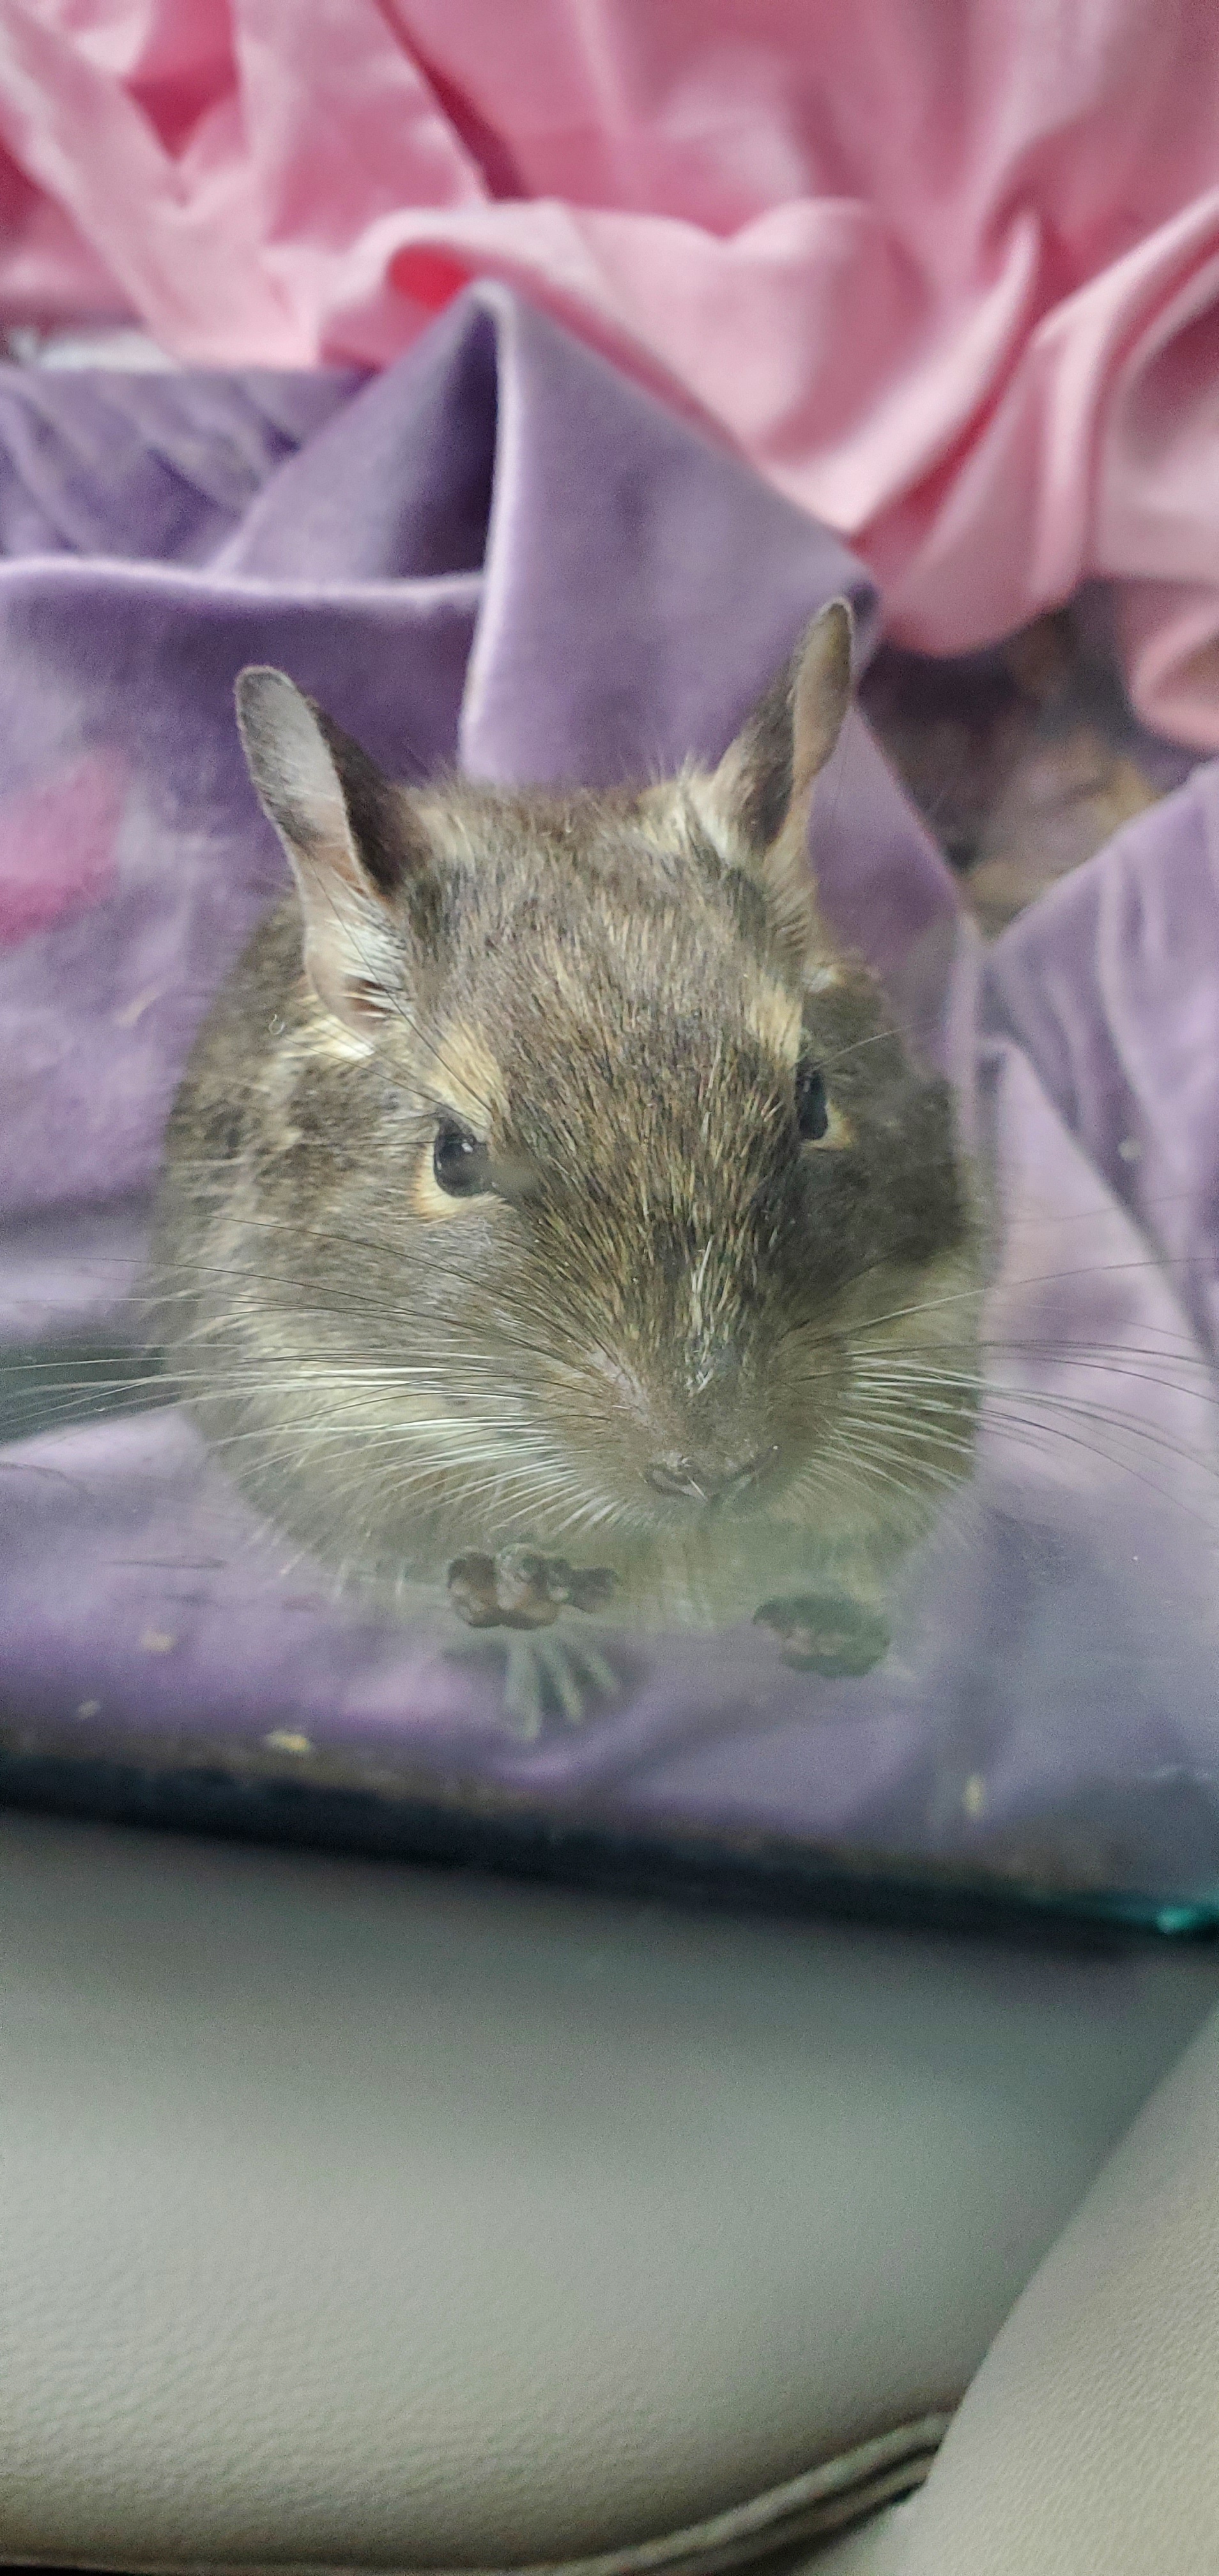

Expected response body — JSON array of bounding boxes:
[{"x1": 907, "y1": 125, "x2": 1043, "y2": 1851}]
[
  {"x1": 0, "y1": 751, "x2": 122, "y2": 946},
  {"x1": 3, "y1": 2, "x2": 1219, "y2": 746}
]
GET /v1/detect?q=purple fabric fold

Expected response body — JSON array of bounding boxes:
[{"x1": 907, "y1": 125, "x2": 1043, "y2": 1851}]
[{"x1": 1, "y1": 286, "x2": 1216, "y2": 1909}]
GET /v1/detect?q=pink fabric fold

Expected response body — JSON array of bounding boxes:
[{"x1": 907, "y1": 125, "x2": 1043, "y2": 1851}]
[{"x1": 3, "y1": 1, "x2": 1219, "y2": 746}]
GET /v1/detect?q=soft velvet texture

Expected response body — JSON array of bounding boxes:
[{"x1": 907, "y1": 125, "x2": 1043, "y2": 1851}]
[
  {"x1": 1, "y1": 287, "x2": 1218, "y2": 1911},
  {"x1": 4, "y1": 3, "x2": 1219, "y2": 750}
]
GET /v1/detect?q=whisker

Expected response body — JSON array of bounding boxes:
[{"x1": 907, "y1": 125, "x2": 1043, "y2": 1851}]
[{"x1": 848, "y1": 1368, "x2": 1219, "y2": 1523}]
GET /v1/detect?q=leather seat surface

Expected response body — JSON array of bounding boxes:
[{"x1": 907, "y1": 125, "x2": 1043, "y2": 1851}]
[{"x1": 1, "y1": 1812, "x2": 1217, "y2": 2570}]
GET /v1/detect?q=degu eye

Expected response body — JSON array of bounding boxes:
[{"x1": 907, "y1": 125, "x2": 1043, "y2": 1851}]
[
  {"x1": 795, "y1": 1061, "x2": 829, "y2": 1142},
  {"x1": 432, "y1": 1119, "x2": 493, "y2": 1197}
]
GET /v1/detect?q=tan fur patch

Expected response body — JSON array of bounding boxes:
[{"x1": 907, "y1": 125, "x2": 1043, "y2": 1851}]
[
  {"x1": 743, "y1": 977, "x2": 802, "y2": 1063},
  {"x1": 808, "y1": 1100, "x2": 854, "y2": 1150},
  {"x1": 683, "y1": 772, "x2": 742, "y2": 866},
  {"x1": 423, "y1": 1019, "x2": 503, "y2": 1130},
  {"x1": 301, "y1": 1015, "x2": 375, "y2": 1065},
  {"x1": 411, "y1": 1156, "x2": 487, "y2": 1223}
]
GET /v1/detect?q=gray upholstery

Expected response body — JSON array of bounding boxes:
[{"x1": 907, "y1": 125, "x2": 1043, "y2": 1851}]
[
  {"x1": 1, "y1": 1811, "x2": 1218, "y2": 2570},
  {"x1": 804, "y1": 1988, "x2": 1219, "y2": 2573},
  {"x1": 896, "y1": 1986, "x2": 1219, "y2": 2572},
  {"x1": 802, "y1": 2497, "x2": 920, "y2": 2573}
]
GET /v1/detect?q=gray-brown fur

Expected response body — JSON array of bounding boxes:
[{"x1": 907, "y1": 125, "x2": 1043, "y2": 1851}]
[{"x1": 152, "y1": 605, "x2": 982, "y2": 1696}]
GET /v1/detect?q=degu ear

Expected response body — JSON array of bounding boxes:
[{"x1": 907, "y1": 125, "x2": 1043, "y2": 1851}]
[
  {"x1": 235, "y1": 669, "x2": 440, "y2": 1030},
  {"x1": 703, "y1": 599, "x2": 854, "y2": 960}
]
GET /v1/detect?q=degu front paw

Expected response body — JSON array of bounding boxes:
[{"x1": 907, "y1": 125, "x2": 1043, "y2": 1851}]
[
  {"x1": 754, "y1": 1591, "x2": 890, "y2": 1678},
  {"x1": 445, "y1": 1546, "x2": 622, "y2": 1738},
  {"x1": 447, "y1": 1545, "x2": 618, "y2": 1631}
]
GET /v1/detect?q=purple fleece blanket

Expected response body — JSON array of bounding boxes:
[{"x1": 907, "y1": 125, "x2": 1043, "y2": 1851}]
[{"x1": 2, "y1": 287, "x2": 1218, "y2": 1910}]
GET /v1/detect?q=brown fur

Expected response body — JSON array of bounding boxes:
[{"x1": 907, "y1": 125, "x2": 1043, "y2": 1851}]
[{"x1": 152, "y1": 608, "x2": 981, "y2": 1652}]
